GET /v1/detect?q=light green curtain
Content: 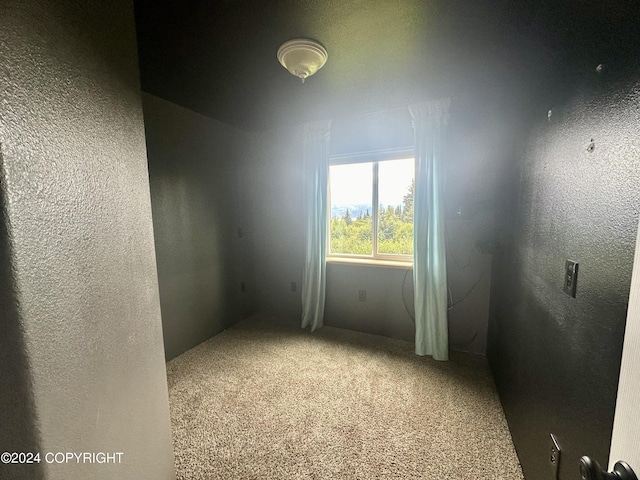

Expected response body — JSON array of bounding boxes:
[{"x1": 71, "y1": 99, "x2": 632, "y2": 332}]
[
  {"x1": 301, "y1": 119, "x2": 332, "y2": 331},
  {"x1": 410, "y1": 99, "x2": 450, "y2": 360}
]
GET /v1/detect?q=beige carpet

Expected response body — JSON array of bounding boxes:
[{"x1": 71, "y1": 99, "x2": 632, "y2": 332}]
[{"x1": 166, "y1": 315, "x2": 524, "y2": 480}]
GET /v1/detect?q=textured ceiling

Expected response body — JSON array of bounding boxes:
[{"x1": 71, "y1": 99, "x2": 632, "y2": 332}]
[{"x1": 134, "y1": 0, "x2": 640, "y2": 131}]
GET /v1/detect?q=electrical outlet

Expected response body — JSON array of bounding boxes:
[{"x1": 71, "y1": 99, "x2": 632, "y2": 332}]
[
  {"x1": 358, "y1": 290, "x2": 366, "y2": 302},
  {"x1": 237, "y1": 227, "x2": 243, "y2": 238},
  {"x1": 240, "y1": 281, "x2": 246, "y2": 293},
  {"x1": 290, "y1": 282, "x2": 296, "y2": 293},
  {"x1": 549, "y1": 433, "x2": 561, "y2": 479}
]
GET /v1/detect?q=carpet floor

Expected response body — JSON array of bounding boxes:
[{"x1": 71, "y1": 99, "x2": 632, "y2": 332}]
[{"x1": 166, "y1": 315, "x2": 524, "y2": 480}]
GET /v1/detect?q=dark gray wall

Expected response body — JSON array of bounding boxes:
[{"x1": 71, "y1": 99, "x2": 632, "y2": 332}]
[
  {"x1": 488, "y1": 76, "x2": 640, "y2": 480},
  {"x1": 442, "y1": 98, "x2": 520, "y2": 354},
  {"x1": 249, "y1": 126, "x2": 306, "y2": 320},
  {"x1": 248, "y1": 100, "x2": 516, "y2": 354},
  {"x1": 142, "y1": 93, "x2": 255, "y2": 360},
  {"x1": 0, "y1": 152, "x2": 44, "y2": 480},
  {"x1": 325, "y1": 263, "x2": 415, "y2": 340},
  {"x1": 0, "y1": 1, "x2": 175, "y2": 479}
]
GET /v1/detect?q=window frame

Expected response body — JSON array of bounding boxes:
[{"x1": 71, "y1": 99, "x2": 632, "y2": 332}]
[{"x1": 327, "y1": 147, "x2": 415, "y2": 265}]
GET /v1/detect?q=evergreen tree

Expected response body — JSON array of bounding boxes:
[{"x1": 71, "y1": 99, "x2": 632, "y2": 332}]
[
  {"x1": 344, "y1": 208, "x2": 352, "y2": 225},
  {"x1": 402, "y1": 179, "x2": 414, "y2": 222}
]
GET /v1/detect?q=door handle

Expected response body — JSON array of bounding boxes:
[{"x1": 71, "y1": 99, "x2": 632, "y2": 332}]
[{"x1": 580, "y1": 456, "x2": 637, "y2": 480}]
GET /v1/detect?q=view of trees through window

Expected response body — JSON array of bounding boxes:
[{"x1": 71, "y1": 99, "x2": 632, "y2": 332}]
[{"x1": 329, "y1": 157, "x2": 414, "y2": 258}]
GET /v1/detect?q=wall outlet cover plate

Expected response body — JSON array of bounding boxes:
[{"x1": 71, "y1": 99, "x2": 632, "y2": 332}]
[{"x1": 550, "y1": 433, "x2": 561, "y2": 479}]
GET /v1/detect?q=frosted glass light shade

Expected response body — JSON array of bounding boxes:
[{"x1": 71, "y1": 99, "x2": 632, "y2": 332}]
[{"x1": 277, "y1": 39, "x2": 328, "y2": 83}]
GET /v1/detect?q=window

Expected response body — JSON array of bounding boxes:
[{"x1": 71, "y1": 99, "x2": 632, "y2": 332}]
[{"x1": 328, "y1": 150, "x2": 414, "y2": 263}]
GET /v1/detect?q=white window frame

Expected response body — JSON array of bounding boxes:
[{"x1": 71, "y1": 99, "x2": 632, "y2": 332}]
[{"x1": 327, "y1": 147, "x2": 414, "y2": 265}]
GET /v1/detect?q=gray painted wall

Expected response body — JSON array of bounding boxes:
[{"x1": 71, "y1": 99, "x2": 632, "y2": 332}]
[
  {"x1": 250, "y1": 127, "x2": 307, "y2": 320},
  {"x1": 142, "y1": 93, "x2": 255, "y2": 360},
  {"x1": 325, "y1": 263, "x2": 415, "y2": 340},
  {"x1": 0, "y1": 1, "x2": 175, "y2": 479},
  {"x1": 248, "y1": 100, "x2": 516, "y2": 354},
  {"x1": 488, "y1": 76, "x2": 640, "y2": 480}
]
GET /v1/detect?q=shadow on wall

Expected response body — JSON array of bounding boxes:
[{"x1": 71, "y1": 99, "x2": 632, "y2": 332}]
[
  {"x1": 0, "y1": 149, "x2": 45, "y2": 480},
  {"x1": 143, "y1": 93, "x2": 255, "y2": 360}
]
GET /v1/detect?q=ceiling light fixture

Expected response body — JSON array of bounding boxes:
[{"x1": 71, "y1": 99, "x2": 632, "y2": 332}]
[{"x1": 277, "y1": 39, "x2": 328, "y2": 83}]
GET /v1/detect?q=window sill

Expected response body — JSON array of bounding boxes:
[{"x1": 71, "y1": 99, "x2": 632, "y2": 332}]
[{"x1": 326, "y1": 256, "x2": 413, "y2": 269}]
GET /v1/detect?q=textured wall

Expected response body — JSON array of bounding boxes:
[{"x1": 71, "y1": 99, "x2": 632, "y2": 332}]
[
  {"x1": 0, "y1": 151, "x2": 45, "y2": 480},
  {"x1": 0, "y1": 1, "x2": 175, "y2": 479},
  {"x1": 142, "y1": 93, "x2": 255, "y2": 360},
  {"x1": 248, "y1": 124, "x2": 418, "y2": 329},
  {"x1": 488, "y1": 76, "x2": 640, "y2": 480},
  {"x1": 248, "y1": 101, "x2": 515, "y2": 354},
  {"x1": 442, "y1": 98, "x2": 519, "y2": 354},
  {"x1": 249, "y1": 127, "x2": 307, "y2": 319},
  {"x1": 324, "y1": 263, "x2": 415, "y2": 341}
]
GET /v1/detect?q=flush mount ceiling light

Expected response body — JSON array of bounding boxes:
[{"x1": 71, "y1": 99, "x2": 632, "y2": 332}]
[{"x1": 277, "y1": 39, "x2": 328, "y2": 83}]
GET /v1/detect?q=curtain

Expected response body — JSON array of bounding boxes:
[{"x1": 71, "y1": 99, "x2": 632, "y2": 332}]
[
  {"x1": 301, "y1": 119, "x2": 332, "y2": 331},
  {"x1": 410, "y1": 99, "x2": 450, "y2": 360}
]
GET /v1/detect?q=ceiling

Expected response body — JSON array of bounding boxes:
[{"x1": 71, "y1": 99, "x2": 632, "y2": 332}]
[{"x1": 134, "y1": 0, "x2": 640, "y2": 131}]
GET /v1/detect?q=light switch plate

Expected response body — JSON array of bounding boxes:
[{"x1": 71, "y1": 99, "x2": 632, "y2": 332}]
[{"x1": 564, "y1": 260, "x2": 578, "y2": 297}]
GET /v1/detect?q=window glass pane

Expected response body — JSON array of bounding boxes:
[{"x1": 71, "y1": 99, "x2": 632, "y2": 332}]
[
  {"x1": 329, "y1": 163, "x2": 373, "y2": 255},
  {"x1": 377, "y1": 158, "x2": 414, "y2": 255}
]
